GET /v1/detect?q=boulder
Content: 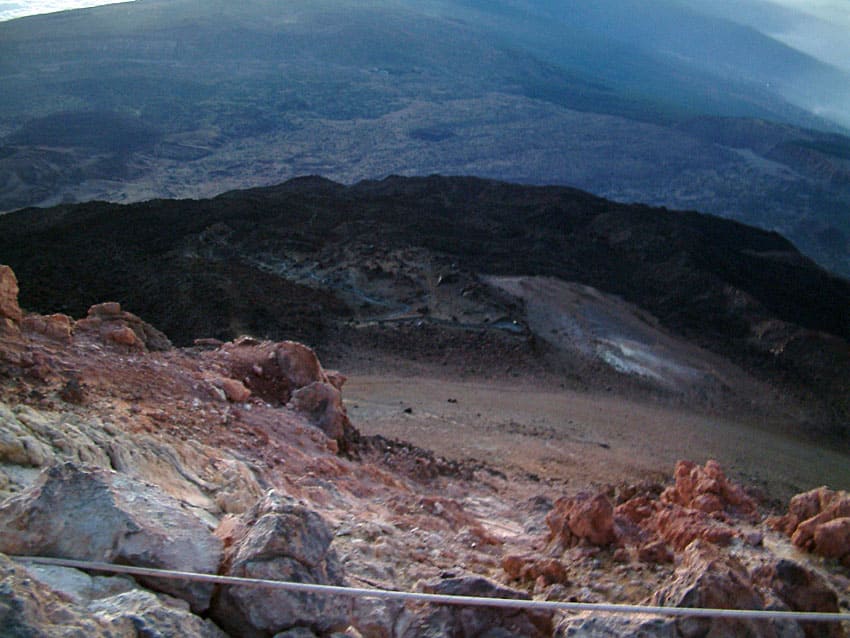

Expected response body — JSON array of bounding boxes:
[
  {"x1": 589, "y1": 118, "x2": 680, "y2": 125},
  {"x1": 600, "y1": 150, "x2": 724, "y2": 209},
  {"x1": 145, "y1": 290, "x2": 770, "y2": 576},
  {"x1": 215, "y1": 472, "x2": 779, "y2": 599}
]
[
  {"x1": 211, "y1": 491, "x2": 350, "y2": 637},
  {"x1": 216, "y1": 338, "x2": 327, "y2": 405},
  {"x1": 91, "y1": 590, "x2": 228, "y2": 638},
  {"x1": 555, "y1": 613, "x2": 678, "y2": 637},
  {"x1": 0, "y1": 463, "x2": 222, "y2": 612},
  {"x1": 219, "y1": 377, "x2": 252, "y2": 403},
  {"x1": 0, "y1": 554, "x2": 227, "y2": 637},
  {"x1": 502, "y1": 554, "x2": 569, "y2": 585},
  {"x1": 0, "y1": 553, "x2": 117, "y2": 637},
  {"x1": 74, "y1": 302, "x2": 172, "y2": 351},
  {"x1": 0, "y1": 264, "x2": 22, "y2": 324},
  {"x1": 546, "y1": 492, "x2": 616, "y2": 549},
  {"x1": 770, "y1": 487, "x2": 850, "y2": 565},
  {"x1": 753, "y1": 559, "x2": 845, "y2": 638},
  {"x1": 654, "y1": 504, "x2": 737, "y2": 551},
  {"x1": 288, "y1": 381, "x2": 350, "y2": 442},
  {"x1": 21, "y1": 313, "x2": 73, "y2": 342},
  {"x1": 654, "y1": 542, "x2": 809, "y2": 638},
  {"x1": 813, "y1": 518, "x2": 850, "y2": 564},
  {"x1": 396, "y1": 576, "x2": 553, "y2": 638},
  {"x1": 660, "y1": 459, "x2": 758, "y2": 519}
]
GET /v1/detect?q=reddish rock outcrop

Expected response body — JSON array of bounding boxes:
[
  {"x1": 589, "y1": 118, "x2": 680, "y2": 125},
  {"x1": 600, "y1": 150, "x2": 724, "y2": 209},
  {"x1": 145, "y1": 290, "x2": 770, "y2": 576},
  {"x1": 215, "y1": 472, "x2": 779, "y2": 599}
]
[
  {"x1": 502, "y1": 553, "x2": 569, "y2": 585},
  {"x1": 288, "y1": 382, "x2": 349, "y2": 442},
  {"x1": 661, "y1": 459, "x2": 758, "y2": 519},
  {"x1": 770, "y1": 487, "x2": 850, "y2": 567},
  {"x1": 214, "y1": 338, "x2": 327, "y2": 404},
  {"x1": 0, "y1": 264, "x2": 22, "y2": 326},
  {"x1": 21, "y1": 313, "x2": 73, "y2": 342},
  {"x1": 546, "y1": 491, "x2": 617, "y2": 549},
  {"x1": 74, "y1": 302, "x2": 172, "y2": 351}
]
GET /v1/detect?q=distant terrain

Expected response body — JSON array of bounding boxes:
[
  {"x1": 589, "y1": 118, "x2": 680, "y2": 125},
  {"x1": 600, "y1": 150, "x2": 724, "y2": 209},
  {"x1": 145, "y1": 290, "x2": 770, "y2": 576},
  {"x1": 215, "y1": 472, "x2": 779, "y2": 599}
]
[
  {"x1": 1, "y1": 175, "x2": 849, "y2": 440},
  {"x1": 1, "y1": 0, "x2": 849, "y2": 274}
]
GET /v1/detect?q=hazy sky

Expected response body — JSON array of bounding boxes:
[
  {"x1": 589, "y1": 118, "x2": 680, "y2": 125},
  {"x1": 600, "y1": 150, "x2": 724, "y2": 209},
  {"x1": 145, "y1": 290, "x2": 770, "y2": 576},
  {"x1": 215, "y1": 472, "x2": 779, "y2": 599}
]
[
  {"x1": 0, "y1": 0, "x2": 847, "y2": 71},
  {"x1": 0, "y1": 0, "x2": 134, "y2": 22},
  {"x1": 760, "y1": 0, "x2": 850, "y2": 71}
]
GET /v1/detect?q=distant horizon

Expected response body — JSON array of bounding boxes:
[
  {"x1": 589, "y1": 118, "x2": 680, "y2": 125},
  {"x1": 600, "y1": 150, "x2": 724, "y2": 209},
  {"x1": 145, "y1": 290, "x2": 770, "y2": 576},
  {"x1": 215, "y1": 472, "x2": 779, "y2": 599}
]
[{"x1": 0, "y1": 0, "x2": 135, "y2": 22}]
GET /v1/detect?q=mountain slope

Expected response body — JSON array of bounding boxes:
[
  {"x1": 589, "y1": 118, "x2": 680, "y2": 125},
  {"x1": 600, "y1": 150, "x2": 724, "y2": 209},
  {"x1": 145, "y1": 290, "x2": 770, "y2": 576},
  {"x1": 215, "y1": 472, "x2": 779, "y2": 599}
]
[
  {"x1": 1, "y1": 0, "x2": 849, "y2": 275},
  {"x1": 1, "y1": 175, "x2": 848, "y2": 437}
]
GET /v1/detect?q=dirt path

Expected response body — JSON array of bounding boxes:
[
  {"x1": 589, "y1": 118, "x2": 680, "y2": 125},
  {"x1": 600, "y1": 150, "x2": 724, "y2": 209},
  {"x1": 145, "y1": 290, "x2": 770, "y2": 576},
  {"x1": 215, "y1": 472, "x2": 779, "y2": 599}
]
[{"x1": 344, "y1": 373, "x2": 850, "y2": 503}]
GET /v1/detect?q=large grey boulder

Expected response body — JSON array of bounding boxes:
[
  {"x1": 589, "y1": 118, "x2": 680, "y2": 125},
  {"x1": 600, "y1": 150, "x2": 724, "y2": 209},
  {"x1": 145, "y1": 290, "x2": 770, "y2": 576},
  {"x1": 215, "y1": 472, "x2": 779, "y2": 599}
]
[
  {"x1": 0, "y1": 553, "x2": 227, "y2": 638},
  {"x1": 555, "y1": 614, "x2": 678, "y2": 637},
  {"x1": 395, "y1": 575, "x2": 553, "y2": 638},
  {"x1": 0, "y1": 463, "x2": 223, "y2": 613},
  {"x1": 211, "y1": 490, "x2": 351, "y2": 637},
  {"x1": 91, "y1": 590, "x2": 228, "y2": 638}
]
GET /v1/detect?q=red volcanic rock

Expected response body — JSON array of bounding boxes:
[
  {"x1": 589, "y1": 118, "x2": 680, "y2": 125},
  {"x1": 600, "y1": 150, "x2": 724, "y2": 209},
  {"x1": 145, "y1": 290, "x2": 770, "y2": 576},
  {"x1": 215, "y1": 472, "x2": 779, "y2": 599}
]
[
  {"x1": 219, "y1": 378, "x2": 252, "y2": 403},
  {"x1": 654, "y1": 505, "x2": 737, "y2": 551},
  {"x1": 215, "y1": 339, "x2": 327, "y2": 405},
  {"x1": 0, "y1": 264, "x2": 23, "y2": 325},
  {"x1": 288, "y1": 381, "x2": 349, "y2": 442},
  {"x1": 546, "y1": 492, "x2": 616, "y2": 548},
  {"x1": 75, "y1": 302, "x2": 172, "y2": 351},
  {"x1": 546, "y1": 461, "x2": 753, "y2": 557},
  {"x1": 661, "y1": 459, "x2": 758, "y2": 520},
  {"x1": 614, "y1": 495, "x2": 658, "y2": 526},
  {"x1": 502, "y1": 554, "x2": 569, "y2": 585},
  {"x1": 21, "y1": 313, "x2": 73, "y2": 342},
  {"x1": 773, "y1": 487, "x2": 850, "y2": 565},
  {"x1": 637, "y1": 539, "x2": 674, "y2": 564},
  {"x1": 813, "y1": 518, "x2": 850, "y2": 564},
  {"x1": 325, "y1": 369, "x2": 347, "y2": 391},
  {"x1": 104, "y1": 325, "x2": 140, "y2": 348}
]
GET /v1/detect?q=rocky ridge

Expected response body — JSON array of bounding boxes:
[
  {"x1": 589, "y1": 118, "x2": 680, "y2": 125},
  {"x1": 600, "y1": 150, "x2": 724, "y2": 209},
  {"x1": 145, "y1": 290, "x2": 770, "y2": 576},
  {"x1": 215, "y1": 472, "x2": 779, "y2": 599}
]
[{"x1": 1, "y1": 264, "x2": 848, "y2": 637}]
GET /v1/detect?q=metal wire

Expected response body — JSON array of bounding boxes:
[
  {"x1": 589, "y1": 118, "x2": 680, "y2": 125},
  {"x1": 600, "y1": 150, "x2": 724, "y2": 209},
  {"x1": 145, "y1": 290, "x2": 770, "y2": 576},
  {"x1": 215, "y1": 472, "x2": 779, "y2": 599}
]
[{"x1": 12, "y1": 555, "x2": 850, "y2": 624}]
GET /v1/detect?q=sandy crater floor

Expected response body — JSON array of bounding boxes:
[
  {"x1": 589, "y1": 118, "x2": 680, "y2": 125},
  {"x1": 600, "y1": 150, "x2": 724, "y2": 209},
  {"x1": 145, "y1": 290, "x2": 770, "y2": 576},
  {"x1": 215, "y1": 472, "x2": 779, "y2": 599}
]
[{"x1": 344, "y1": 373, "x2": 850, "y2": 503}]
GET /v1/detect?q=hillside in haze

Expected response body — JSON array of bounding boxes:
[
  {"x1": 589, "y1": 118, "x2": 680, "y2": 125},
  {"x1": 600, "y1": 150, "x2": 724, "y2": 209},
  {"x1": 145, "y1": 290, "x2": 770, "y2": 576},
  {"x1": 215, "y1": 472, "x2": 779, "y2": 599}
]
[{"x1": 0, "y1": 0, "x2": 849, "y2": 274}]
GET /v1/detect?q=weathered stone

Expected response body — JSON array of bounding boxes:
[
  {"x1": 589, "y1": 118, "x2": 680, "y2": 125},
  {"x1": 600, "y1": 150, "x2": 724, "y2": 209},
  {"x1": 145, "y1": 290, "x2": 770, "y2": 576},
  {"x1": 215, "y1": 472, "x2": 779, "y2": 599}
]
[
  {"x1": 397, "y1": 576, "x2": 553, "y2": 638},
  {"x1": 219, "y1": 377, "x2": 252, "y2": 402},
  {"x1": 0, "y1": 265, "x2": 22, "y2": 324},
  {"x1": 654, "y1": 542, "x2": 808, "y2": 638},
  {"x1": 288, "y1": 381, "x2": 349, "y2": 442},
  {"x1": 88, "y1": 302, "x2": 123, "y2": 318},
  {"x1": 91, "y1": 590, "x2": 229, "y2": 638},
  {"x1": 75, "y1": 303, "x2": 172, "y2": 351},
  {"x1": 654, "y1": 504, "x2": 737, "y2": 551},
  {"x1": 104, "y1": 325, "x2": 140, "y2": 347},
  {"x1": 211, "y1": 491, "x2": 350, "y2": 637},
  {"x1": 555, "y1": 613, "x2": 678, "y2": 637},
  {"x1": 0, "y1": 463, "x2": 222, "y2": 613},
  {"x1": 812, "y1": 517, "x2": 850, "y2": 561},
  {"x1": 637, "y1": 539, "x2": 674, "y2": 564},
  {"x1": 350, "y1": 596, "x2": 405, "y2": 638},
  {"x1": 216, "y1": 339, "x2": 328, "y2": 405},
  {"x1": 661, "y1": 459, "x2": 758, "y2": 520},
  {"x1": 754, "y1": 559, "x2": 845, "y2": 638},
  {"x1": 21, "y1": 313, "x2": 73, "y2": 342},
  {"x1": 502, "y1": 554, "x2": 569, "y2": 585},
  {"x1": 0, "y1": 553, "x2": 117, "y2": 637},
  {"x1": 546, "y1": 492, "x2": 616, "y2": 548},
  {"x1": 773, "y1": 487, "x2": 850, "y2": 568},
  {"x1": 325, "y1": 369, "x2": 347, "y2": 391}
]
